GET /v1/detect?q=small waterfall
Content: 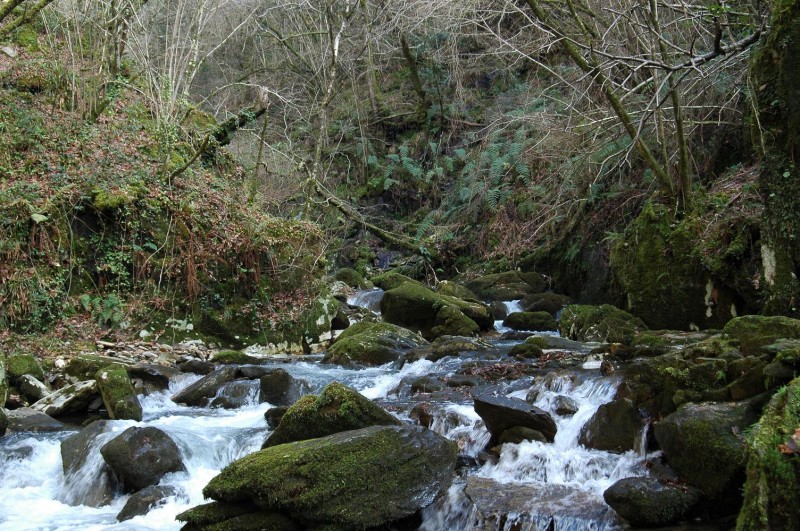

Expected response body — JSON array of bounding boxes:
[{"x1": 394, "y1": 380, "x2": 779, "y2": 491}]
[
  {"x1": 346, "y1": 288, "x2": 385, "y2": 313},
  {"x1": 428, "y1": 404, "x2": 491, "y2": 458}
]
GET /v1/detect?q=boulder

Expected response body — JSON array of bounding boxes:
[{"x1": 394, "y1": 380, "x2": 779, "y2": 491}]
[
  {"x1": 171, "y1": 366, "x2": 260, "y2": 407},
  {"x1": 259, "y1": 369, "x2": 309, "y2": 406},
  {"x1": 18, "y1": 374, "x2": 50, "y2": 402},
  {"x1": 407, "y1": 335, "x2": 492, "y2": 363},
  {"x1": 127, "y1": 364, "x2": 179, "y2": 391},
  {"x1": 117, "y1": 485, "x2": 179, "y2": 521},
  {"x1": 509, "y1": 342, "x2": 544, "y2": 359},
  {"x1": 520, "y1": 292, "x2": 571, "y2": 316},
  {"x1": 209, "y1": 380, "x2": 259, "y2": 409},
  {"x1": 380, "y1": 283, "x2": 493, "y2": 340},
  {"x1": 723, "y1": 315, "x2": 800, "y2": 355},
  {"x1": 654, "y1": 399, "x2": 762, "y2": 504},
  {"x1": 200, "y1": 425, "x2": 457, "y2": 529},
  {"x1": 323, "y1": 321, "x2": 427, "y2": 366},
  {"x1": 473, "y1": 393, "x2": 557, "y2": 443},
  {"x1": 436, "y1": 280, "x2": 478, "y2": 300},
  {"x1": 579, "y1": 399, "x2": 642, "y2": 452},
  {"x1": 370, "y1": 271, "x2": 423, "y2": 291},
  {"x1": 465, "y1": 271, "x2": 548, "y2": 301},
  {"x1": 498, "y1": 426, "x2": 547, "y2": 445},
  {"x1": 31, "y1": 380, "x2": 99, "y2": 418},
  {"x1": 96, "y1": 365, "x2": 143, "y2": 421},
  {"x1": 603, "y1": 477, "x2": 703, "y2": 527},
  {"x1": 100, "y1": 427, "x2": 186, "y2": 492},
  {"x1": 503, "y1": 311, "x2": 558, "y2": 332},
  {"x1": 5, "y1": 407, "x2": 66, "y2": 432},
  {"x1": 410, "y1": 376, "x2": 446, "y2": 394},
  {"x1": 264, "y1": 406, "x2": 289, "y2": 429},
  {"x1": 60, "y1": 420, "x2": 117, "y2": 507},
  {"x1": 211, "y1": 349, "x2": 261, "y2": 364},
  {"x1": 177, "y1": 502, "x2": 299, "y2": 531},
  {"x1": 334, "y1": 267, "x2": 368, "y2": 288},
  {"x1": 6, "y1": 353, "x2": 45, "y2": 383},
  {"x1": 177, "y1": 359, "x2": 216, "y2": 375},
  {"x1": 553, "y1": 395, "x2": 579, "y2": 416},
  {"x1": 66, "y1": 354, "x2": 133, "y2": 380},
  {"x1": 737, "y1": 378, "x2": 800, "y2": 531},
  {"x1": 263, "y1": 382, "x2": 400, "y2": 448},
  {"x1": 559, "y1": 304, "x2": 647, "y2": 345}
]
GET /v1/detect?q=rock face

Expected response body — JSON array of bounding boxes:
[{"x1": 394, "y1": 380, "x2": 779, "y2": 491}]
[
  {"x1": 31, "y1": 380, "x2": 99, "y2": 418},
  {"x1": 737, "y1": 378, "x2": 800, "y2": 531},
  {"x1": 96, "y1": 365, "x2": 143, "y2": 421},
  {"x1": 579, "y1": 399, "x2": 641, "y2": 452},
  {"x1": 465, "y1": 271, "x2": 548, "y2": 301},
  {"x1": 323, "y1": 321, "x2": 428, "y2": 366},
  {"x1": 100, "y1": 427, "x2": 185, "y2": 492},
  {"x1": 263, "y1": 382, "x2": 400, "y2": 448},
  {"x1": 117, "y1": 485, "x2": 179, "y2": 521},
  {"x1": 502, "y1": 311, "x2": 557, "y2": 332},
  {"x1": 473, "y1": 393, "x2": 557, "y2": 443},
  {"x1": 603, "y1": 477, "x2": 703, "y2": 527},
  {"x1": 195, "y1": 425, "x2": 457, "y2": 529},
  {"x1": 654, "y1": 399, "x2": 761, "y2": 506},
  {"x1": 380, "y1": 283, "x2": 493, "y2": 340},
  {"x1": 559, "y1": 304, "x2": 646, "y2": 345},
  {"x1": 258, "y1": 369, "x2": 308, "y2": 406}
]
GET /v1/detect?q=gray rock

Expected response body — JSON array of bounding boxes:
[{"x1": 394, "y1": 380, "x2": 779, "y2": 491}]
[
  {"x1": 18, "y1": 375, "x2": 51, "y2": 403},
  {"x1": 5, "y1": 407, "x2": 67, "y2": 432},
  {"x1": 579, "y1": 398, "x2": 642, "y2": 452},
  {"x1": 473, "y1": 392, "x2": 557, "y2": 443},
  {"x1": 177, "y1": 359, "x2": 215, "y2": 375},
  {"x1": 101, "y1": 427, "x2": 186, "y2": 492},
  {"x1": 604, "y1": 477, "x2": 703, "y2": 527},
  {"x1": 498, "y1": 426, "x2": 547, "y2": 444},
  {"x1": 258, "y1": 369, "x2": 309, "y2": 406},
  {"x1": 128, "y1": 364, "x2": 179, "y2": 391},
  {"x1": 209, "y1": 380, "x2": 259, "y2": 409},
  {"x1": 553, "y1": 395, "x2": 579, "y2": 416},
  {"x1": 171, "y1": 366, "x2": 253, "y2": 407},
  {"x1": 117, "y1": 485, "x2": 180, "y2": 521},
  {"x1": 60, "y1": 420, "x2": 117, "y2": 507},
  {"x1": 1, "y1": 46, "x2": 17, "y2": 58},
  {"x1": 31, "y1": 380, "x2": 99, "y2": 418}
]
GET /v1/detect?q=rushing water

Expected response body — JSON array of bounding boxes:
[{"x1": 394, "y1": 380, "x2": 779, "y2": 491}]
[{"x1": 0, "y1": 295, "x2": 650, "y2": 530}]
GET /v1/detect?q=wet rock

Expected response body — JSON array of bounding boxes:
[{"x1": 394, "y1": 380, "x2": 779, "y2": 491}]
[
  {"x1": 410, "y1": 376, "x2": 446, "y2": 395},
  {"x1": 490, "y1": 301, "x2": 509, "y2": 320},
  {"x1": 446, "y1": 375, "x2": 480, "y2": 388},
  {"x1": 559, "y1": 304, "x2": 647, "y2": 345},
  {"x1": 380, "y1": 283, "x2": 494, "y2": 340},
  {"x1": 579, "y1": 398, "x2": 642, "y2": 452},
  {"x1": 209, "y1": 380, "x2": 259, "y2": 409},
  {"x1": 202, "y1": 425, "x2": 457, "y2": 529},
  {"x1": 66, "y1": 354, "x2": 133, "y2": 380},
  {"x1": 654, "y1": 399, "x2": 762, "y2": 506},
  {"x1": 553, "y1": 395, "x2": 579, "y2": 416},
  {"x1": 726, "y1": 359, "x2": 768, "y2": 401},
  {"x1": 177, "y1": 359, "x2": 216, "y2": 375},
  {"x1": 409, "y1": 402, "x2": 433, "y2": 428},
  {"x1": 96, "y1": 365, "x2": 142, "y2": 421},
  {"x1": 117, "y1": 485, "x2": 179, "y2": 521},
  {"x1": 101, "y1": 426, "x2": 186, "y2": 493},
  {"x1": 18, "y1": 375, "x2": 50, "y2": 403},
  {"x1": 603, "y1": 477, "x2": 703, "y2": 527},
  {"x1": 31, "y1": 380, "x2": 99, "y2": 418},
  {"x1": 323, "y1": 321, "x2": 428, "y2": 366},
  {"x1": 520, "y1": 292, "x2": 571, "y2": 316},
  {"x1": 263, "y1": 382, "x2": 401, "y2": 448},
  {"x1": 127, "y1": 364, "x2": 178, "y2": 391},
  {"x1": 509, "y1": 342, "x2": 544, "y2": 359},
  {"x1": 503, "y1": 311, "x2": 558, "y2": 332},
  {"x1": 171, "y1": 366, "x2": 250, "y2": 407},
  {"x1": 463, "y1": 477, "x2": 622, "y2": 530},
  {"x1": 5, "y1": 407, "x2": 66, "y2": 432},
  {"x1": 60, "y1": 420, "x2": 116, "y2": 507},
  {"x1": 177, "y1": 502, "x2": 300, "y2": 531},
  {"x1": 600, "y1": 359, "x2": 615, "y2": 376},
  {"x1": 0, "y1": 407, "x2": 7, "y2": 436},
  {"x1": 264, "y1": 406, "x2": 289, "y2": 429},
  {"x1": 407, "y1": 336, "x2": 493, "y2": 363},
  {"x1": 465, "y1": 271, "x2": 548, "y2": 301},
  {"x1": 330, "y1": 307, "x2": 350, "y2": 331},
  {"x1": 723, "y1": 315, "x2": 800, "y2": 355},
  {"x1": 498, "y1": 426, "x2": 547, "y2": 444},
  {"x1": 473, "y1": 392, "x2": 557, "y2": 443},
  {"x1": 258, "y1": 369, "x2": 309, "y2": 406}
]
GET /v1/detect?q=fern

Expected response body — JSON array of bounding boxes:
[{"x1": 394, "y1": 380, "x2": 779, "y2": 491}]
[{"x1": 486, "y1": 187, "x2": 503, "y2": 211}]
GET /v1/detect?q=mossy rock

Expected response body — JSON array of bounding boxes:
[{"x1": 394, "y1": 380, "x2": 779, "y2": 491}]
[
  {"x1": 65, "y1": 354, "x2": 133, "y2": 380},
  {"x1": 464, "y1": 271, "x2": 547, "y2": 301},
  {"x1": 509, "y1": 342, "x2": 544, "y2": 359},
  {"x1": 212, "y1": 350, "x2": 260, "y2": 365},
  {"x1": 370, "y1": 271, "x2": 423, "y2": 291},
  {"x1": 436, "y1": 280, "x2": 477, "y2": 300},
  {"x1": 0, "y1": 355, "x2": 8, "y2": 407},
  {"x1": 723, "y1": 315, "x2": 800, "y2": 355},
  {"x1": 12, "y1": 26, "x2": 39, "y2": 52},
  {"x1": 204, "y1": 425, "x2": 457, "y2": 529},
  {"x1": 177, "y1": 502, "x2": 300, "y2": 531},
  {"x1": 333, "y1": 268, "x2": 367, "y2": 289},
  {"x1": 502, "y1": 311, "x2": 558, "y2": 332},
  {"x1": 559, "y1": 304, "x2": 647, "y2": 345},
  {"x1": 737, "y1": 378, "x2": 800, "y2": 531},
  {"x1": 263, "y1": 382, "x2": 400, "y2": 448},
  {"x1": 520, "y1": 292, "x2": 571, "y2": 316},
  {"x1": 95, "y1": 364, "x2": 143, "y2": 421},
  {"x1": 323, "y1": 321, "x2": 427, "y2": 366},
  {"x1": 6, "y1": 353, "x2": 45, "y2": 383},
  {"x1": 380, "y1": 283, "x2": 493, "y2": 340}
]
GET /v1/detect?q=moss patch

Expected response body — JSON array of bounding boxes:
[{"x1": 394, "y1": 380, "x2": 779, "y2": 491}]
[
  {"x1": 723, "y1": 315, "x2": 800, "y2": 355},
  {"x1": 559, "y1": 304, "x2": 646, "y2": 345},
  {"x1": 95, "y1": 364, "x2": 143, "y2": 421},
  {"x1": 6, "y1": 353, "x2": 45, "y2": 383},
  {"x1": 212, "y1": 350, "x2": 260, "y2": 365},
  {"x1": 324, "y1": 321, "x2": 427, "y2": 366},
  {"x1": 370, "y1": 271, "x2": 422, "y2": 291},
  {"x1": 502, "y1": 311, "x2": 557, "y2": 332}
]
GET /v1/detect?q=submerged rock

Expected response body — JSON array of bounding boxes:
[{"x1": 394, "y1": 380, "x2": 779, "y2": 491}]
[
  {"x1": 603, "y1": 477, "x2": 703, "y2": 527},
  {"x1": 201, "y1": 425, "x2": 457, "y2": 529},
  {"x1": 101, "y1": 426, "x2": 185, "y2": 493},
  {"x1": 323, "y1": 321, "x2": 427, "y2": 366},
  {"x1": 208, "y1": 380, "x2": 259, "y2": 409},
  {"x1": 473, "y1": 392, "x2": 557, "y2": 443},
  {"x1": 263, "y1": 382, "x2": 400, "y2": 448}
]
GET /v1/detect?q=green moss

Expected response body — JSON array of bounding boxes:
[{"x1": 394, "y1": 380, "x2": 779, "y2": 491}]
[
  {"x1": 333, "y1": 268, "x2": 366, "y2": 289},
  {"x1": 435, "y1": 280, "x2": 477, "y2": 300},
  {"x1": 6, "y1": 353, "x2": 44, "y2": 382},
  {"x1": 559, "y1": 304, "x2": 646, "y2": 345},
  {"x1": 263, "y1": 382, "x2": 401, "y2": 447},
  {"x1": 737, "y1": 379, "x2": 800, "y2": 530},
  {"x1": 177, "y1": 501, "x2": 258, "y2": 526},
  {"x1": 509, "y1": 342, "x2": 544, "y2": 359},
  {"x1": 464, "y1": 271, "x2": 547, "y2": 301},
  {"x1": 502, "y1": 311, "x2": 557, "y2": 332},
  {"x1": 65, "y1": 354, "x2": 128, "y2": 380},
  {"x1": 370, "y1": 271, "x2": 422, "y2": 291},
  {"x1": 724, "y1": 315, "x2": 800, "y2": 355},
  {"x1": 12, "y1": 26, "x2": 39, "y2": 52},
  {"x1": 324, "y1": 321, "x2": 426, "y2": 366},
  {"x1": 95, "y1": 364, "x2": 142, "y2": 421}
]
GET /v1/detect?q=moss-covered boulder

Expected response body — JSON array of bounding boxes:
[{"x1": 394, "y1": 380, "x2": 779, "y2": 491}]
[
  {"x1": 436, "y1": 280, "x2": 477, "y2": 300},
  {"x1": 737, "y1": 378, "x2": 800, "y2": 531},
  {"x1": 263, "y1": 382, "x2": 400, "y2": 448},
  {"x1": 502, "y1": 311, "x2": 557, "y2": 332},
  {"x1": 520, "y1": 292, "x2": 571, "y2": 316},
  {"x1": 201, "y1": 425, "x2": 457, "y2": 529},
  {"x1": 210, "y1": 350, "x2": 261, "y2": 364},
  {"x1": 6, "y1": 353, "x2": 45, "y2": 383},
  {"x1": 177, "y1": 502, "x2": 299, "y2": 530},
  {"x1": 723, "y1": 315, "x2": 800, "y2": 355},
  {"x1": 654, "y1": 399, "x2": 763, "y2": 510},
  {"x1": 559, "y1": 304, "x2": 647, "y2": 345},
  {"x1": 334, "y1": 267, "x2": 368, "y2": 288},
  {"x1": 604, "y1": 477, "x2": 703, "y2": 528},
  {"x1": 509, "y1": 342, "x2": 544, "y2": 359},
  {"x1": 323, "y1": 321, "x2": 427, "y2": 366},
  {"x1": 66, "y1": 354, "x2": 133, "y2": 381},
  {"x1": 370, "y1": 271, "x2": 423, "y2": 291},
  {"x1": 96, "y1": 364, "x2": 143, "y2": 421},
  {"x1": 465, "y1": 271, "x2": 548, "y2": 301},
  {"x1": 380, "y1": 283, "x2": 493, "y2": 340}
]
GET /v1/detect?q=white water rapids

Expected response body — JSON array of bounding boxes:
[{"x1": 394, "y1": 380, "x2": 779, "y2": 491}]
[{"x1": 0, "y1": 296, "x2": 651, "y2": 530}]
